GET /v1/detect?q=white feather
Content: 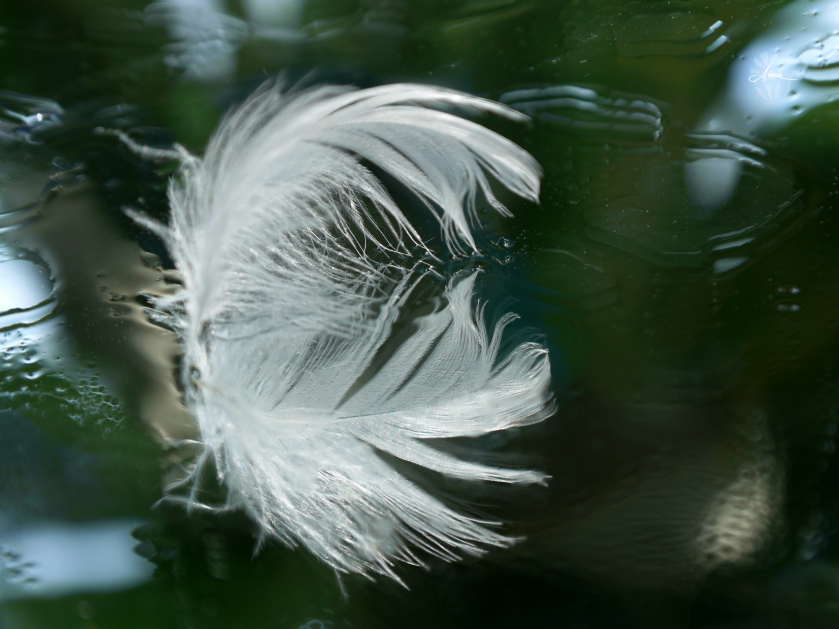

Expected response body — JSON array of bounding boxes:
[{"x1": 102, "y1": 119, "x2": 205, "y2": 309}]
[{"x1": 131, "y1": 80, "x2": 553, "y2": 581}]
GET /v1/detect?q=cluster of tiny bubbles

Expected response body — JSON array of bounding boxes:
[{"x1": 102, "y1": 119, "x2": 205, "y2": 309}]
[
  {"x1": 0, "y1": 241, "x2": 126, "y2": 426},
  {"x1": 0, "y1": 326, "x2": 126, "y2": 428}
]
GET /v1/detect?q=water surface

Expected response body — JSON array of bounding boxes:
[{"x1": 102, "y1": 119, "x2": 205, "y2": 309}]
[{"x1": 2, "y1": 1, "x2": 839, "y2": 628}]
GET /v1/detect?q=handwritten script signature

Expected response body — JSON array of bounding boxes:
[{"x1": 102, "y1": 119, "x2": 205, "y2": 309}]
[{"x1": 749, "y1": 62, "x2": 799, "y2": 83}]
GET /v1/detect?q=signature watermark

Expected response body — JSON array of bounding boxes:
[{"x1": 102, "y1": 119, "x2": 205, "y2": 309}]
[{"x1": 749, "y1": 52, "x2": 800, "y2": 100}]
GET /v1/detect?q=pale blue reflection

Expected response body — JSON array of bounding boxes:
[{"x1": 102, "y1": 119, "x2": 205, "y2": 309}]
[
  {"x1": 712, "y1": 257, "x2": 748, "y2": 274},
  {"x1": 0, "y1": 520, "x2": 153, "y2": 600},
  {"x1": 683, "y1": 157, "x2": 742, "y2": 212},
  {"x1": 697, "y1": 0, "x2": 838, "y2": 138},
  {"x1": 241, "y1": 0, "x2": 303, "y2": 28},
  {"x1": 0, "y1": 255, "x2": 57, "y2": 332},
  {"x1": 683, "y1": 131, "x2": 768, "y2": 214},
  {"x1": 0, "y1": 259, "x2": 52, "y2": 313},
  {"x1": 0, "y1": 242, "x2": 117, "y2": 425},
  {"x1": 147, "y1": 0, "x2": 248, "y2": 82},
  {"x1": 146, "y1": 0, "x2": 306, "y2": 82},
  {"x1": 690, "y1": 0, "x2": 839, "y2": 210}
]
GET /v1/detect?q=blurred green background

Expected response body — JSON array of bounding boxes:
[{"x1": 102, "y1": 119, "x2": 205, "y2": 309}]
[{"x1": 2, "y1": 0, "x2": 839, "y2": 627}]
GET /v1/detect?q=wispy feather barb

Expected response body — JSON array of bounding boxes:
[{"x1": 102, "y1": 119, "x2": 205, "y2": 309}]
[{"x1": 133, "y1": 80, "x2": 552, "y2": 581}]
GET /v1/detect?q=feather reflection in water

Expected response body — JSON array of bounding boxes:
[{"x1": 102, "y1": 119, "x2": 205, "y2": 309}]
[{"x1": 125, "y1": 81, "x2": 554, "y2": 582}]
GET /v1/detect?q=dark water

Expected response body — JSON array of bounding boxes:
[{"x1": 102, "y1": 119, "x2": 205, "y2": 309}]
[{"x1": 2, "y1": 0, "x2": 839, "y2": 627}]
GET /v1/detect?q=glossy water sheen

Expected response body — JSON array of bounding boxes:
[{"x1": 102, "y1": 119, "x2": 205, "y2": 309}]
[{"x1": 1, "y1": 0, "x2": 839, "y2": 628}]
